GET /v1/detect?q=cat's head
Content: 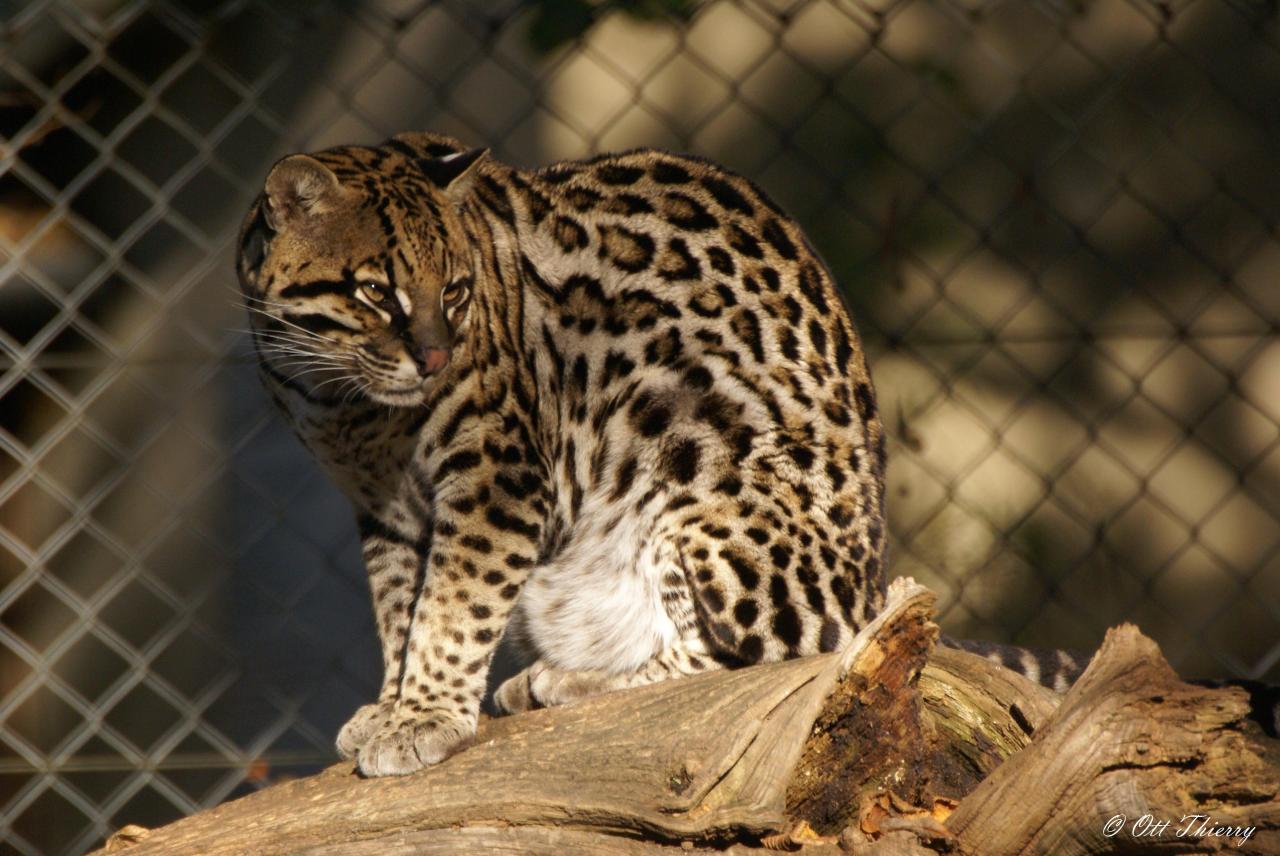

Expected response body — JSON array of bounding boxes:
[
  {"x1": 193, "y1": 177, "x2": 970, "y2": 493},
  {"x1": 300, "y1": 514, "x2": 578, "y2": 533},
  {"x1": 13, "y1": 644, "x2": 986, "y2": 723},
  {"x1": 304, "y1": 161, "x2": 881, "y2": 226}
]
[{"x1": 236, "y1": 133, "x2": 488, "y2": 407}]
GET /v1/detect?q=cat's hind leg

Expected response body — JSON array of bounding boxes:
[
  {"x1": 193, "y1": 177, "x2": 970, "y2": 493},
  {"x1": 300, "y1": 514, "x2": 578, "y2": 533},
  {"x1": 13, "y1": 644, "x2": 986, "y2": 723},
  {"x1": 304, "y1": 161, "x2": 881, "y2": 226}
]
[{"x1": 493, "y1": 634, "x2": 718, "y2": 713}]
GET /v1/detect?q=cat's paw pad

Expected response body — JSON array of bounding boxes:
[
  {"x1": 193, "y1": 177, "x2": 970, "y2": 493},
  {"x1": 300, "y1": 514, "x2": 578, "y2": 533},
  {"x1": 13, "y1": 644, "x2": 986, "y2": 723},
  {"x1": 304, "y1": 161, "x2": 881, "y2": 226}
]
[
  {"x1": 356, "y1": 708, "x2": 475, "y2": 777},
  {"x1": 335, "y1": 701, "x2": 395, "y2": 760}
]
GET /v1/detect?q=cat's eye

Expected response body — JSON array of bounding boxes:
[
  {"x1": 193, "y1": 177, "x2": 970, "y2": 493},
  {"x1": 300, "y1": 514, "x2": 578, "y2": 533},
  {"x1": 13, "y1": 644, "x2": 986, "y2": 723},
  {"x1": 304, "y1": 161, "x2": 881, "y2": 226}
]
[
  {"x1": 441, "y1": 280, "x2": 469, "y2": 308},
  {"x1": 358, "y1": 281, "x2": 385, "y2": 303}
]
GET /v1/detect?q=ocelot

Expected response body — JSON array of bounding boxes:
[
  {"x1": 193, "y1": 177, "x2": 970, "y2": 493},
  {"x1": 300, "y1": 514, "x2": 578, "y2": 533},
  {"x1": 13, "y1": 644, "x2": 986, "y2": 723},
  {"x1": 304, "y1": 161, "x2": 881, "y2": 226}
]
[{"x1": 236, "y1": 131, "x2": 1085, "y2": 777}]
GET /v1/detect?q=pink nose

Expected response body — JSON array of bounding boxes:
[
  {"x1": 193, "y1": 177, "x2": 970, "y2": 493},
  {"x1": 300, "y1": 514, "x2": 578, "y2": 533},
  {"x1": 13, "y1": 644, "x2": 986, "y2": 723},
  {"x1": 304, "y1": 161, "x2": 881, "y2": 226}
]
[{"x1": 413, "y1": 346, "x2": 451, "y2": 376}]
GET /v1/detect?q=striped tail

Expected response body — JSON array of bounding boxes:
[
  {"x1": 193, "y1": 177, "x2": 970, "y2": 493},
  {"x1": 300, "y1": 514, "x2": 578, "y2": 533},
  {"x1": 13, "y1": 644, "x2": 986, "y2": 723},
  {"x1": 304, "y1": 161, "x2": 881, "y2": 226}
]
[
  {"x1": 940, "y1": 635, "x2": 1087, "y2": 693},
  {"x1": 942, "y1": 636, "x2": 1280, "y2": 738}
]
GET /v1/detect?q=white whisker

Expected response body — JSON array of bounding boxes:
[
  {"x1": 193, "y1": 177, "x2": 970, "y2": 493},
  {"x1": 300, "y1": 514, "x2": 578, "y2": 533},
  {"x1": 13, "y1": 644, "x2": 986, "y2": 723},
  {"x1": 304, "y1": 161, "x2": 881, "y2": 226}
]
[
  {"x1": 312, "y1": 373, "x2": 365, "y2": 395},
  {"x1": 258, "y1": 345, "x2": 348, "y2": 362},
  {"x1": 243, "y1": 304, "x2": 343, "y2": 344}
]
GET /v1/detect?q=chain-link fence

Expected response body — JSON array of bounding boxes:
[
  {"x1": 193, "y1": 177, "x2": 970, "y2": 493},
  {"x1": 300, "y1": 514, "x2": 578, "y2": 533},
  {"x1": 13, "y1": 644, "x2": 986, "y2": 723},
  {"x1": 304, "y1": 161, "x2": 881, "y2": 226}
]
[{"x1": 2, "y1": 0, "x2": 1278, "y2": 852}]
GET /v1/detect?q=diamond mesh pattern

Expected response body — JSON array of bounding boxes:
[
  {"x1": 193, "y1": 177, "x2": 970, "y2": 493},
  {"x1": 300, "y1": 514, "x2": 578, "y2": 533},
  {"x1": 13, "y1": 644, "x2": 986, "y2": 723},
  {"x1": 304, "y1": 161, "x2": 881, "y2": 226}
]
[{"x1": 1, "y1": 1, "x2": 1278, "y2": 853}]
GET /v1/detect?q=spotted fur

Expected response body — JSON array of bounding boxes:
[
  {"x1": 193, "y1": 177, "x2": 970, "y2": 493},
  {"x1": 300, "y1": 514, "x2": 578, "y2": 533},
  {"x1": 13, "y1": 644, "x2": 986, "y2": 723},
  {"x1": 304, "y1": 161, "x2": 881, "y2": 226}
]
[{"x1": 237, "y1": 132, "x2": 1077, "y2": 777}]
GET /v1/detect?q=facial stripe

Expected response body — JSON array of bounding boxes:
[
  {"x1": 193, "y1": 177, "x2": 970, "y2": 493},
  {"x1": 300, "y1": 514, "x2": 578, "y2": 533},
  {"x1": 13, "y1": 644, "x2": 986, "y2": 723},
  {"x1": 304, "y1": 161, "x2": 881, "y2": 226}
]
[
  {"x1": 284, "y1": 312, "x2": 361, "y2": 336},
  {"x1": 279, "y1": 279, "x2": 348, "y2": 299}
]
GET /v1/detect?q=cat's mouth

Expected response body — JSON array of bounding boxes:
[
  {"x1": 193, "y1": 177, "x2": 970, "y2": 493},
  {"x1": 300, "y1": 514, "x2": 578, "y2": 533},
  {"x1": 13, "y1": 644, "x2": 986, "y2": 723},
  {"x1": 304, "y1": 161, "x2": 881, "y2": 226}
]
[
  {"x1": 365, "y1": 376, "x2": 435, "y2": 408},
  {"x1": 368, "y1": 387, "x2": 427, "y2": 407}
]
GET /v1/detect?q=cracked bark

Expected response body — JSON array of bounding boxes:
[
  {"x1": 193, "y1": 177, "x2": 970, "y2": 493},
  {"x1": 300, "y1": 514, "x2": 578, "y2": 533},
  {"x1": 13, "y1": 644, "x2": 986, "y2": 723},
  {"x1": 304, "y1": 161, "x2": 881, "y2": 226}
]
[{"x1": 92, "y1": 580, "x2": 1278, "y2": 856}]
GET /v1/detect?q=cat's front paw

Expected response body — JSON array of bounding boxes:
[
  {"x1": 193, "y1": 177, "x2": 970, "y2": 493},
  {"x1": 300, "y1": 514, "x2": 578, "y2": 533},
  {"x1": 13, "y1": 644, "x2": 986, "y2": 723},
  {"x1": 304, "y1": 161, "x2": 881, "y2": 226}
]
[
  {"x1": 355, "y1": 707, "x2": 475, "y2": 777},
  {"x1": 335, "y1": 701, "x2": 395, "y2": 760}
]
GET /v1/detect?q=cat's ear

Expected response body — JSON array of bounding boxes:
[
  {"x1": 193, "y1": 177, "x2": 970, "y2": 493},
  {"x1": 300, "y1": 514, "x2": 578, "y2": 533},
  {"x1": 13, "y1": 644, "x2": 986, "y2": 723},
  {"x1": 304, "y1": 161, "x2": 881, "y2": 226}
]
[
  {"x1": 263, "y1": 155, "x2": 343, "y2": 229},
  {"x1": 417, "y1": 147, "x2": 489, "y2": 203}
]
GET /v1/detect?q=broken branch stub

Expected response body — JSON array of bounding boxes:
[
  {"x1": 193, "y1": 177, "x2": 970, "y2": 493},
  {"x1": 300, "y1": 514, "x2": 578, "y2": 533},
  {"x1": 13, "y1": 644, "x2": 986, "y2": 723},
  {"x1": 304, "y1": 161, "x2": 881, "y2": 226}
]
[{"x1": 785, "y1": 581, "x2": 1064, "y2": 838}]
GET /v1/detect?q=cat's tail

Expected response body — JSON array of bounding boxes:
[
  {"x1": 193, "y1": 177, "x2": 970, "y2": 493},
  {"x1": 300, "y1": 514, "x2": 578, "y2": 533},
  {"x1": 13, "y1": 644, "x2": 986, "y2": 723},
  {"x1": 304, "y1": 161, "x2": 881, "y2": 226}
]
[
  {"x1": 939, "y1": 635, "x2": 1088, "y2": 693},
  {"x1": 941, "y1": 635, "x2": 1280, "y2": 738}
]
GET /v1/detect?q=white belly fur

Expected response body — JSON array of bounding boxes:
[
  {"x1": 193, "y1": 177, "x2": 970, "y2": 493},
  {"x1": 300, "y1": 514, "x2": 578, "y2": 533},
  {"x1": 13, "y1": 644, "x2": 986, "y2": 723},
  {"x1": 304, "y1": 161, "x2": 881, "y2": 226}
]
[{"x1": 516, "y1": 510, "x2": 677, "y2": 674}]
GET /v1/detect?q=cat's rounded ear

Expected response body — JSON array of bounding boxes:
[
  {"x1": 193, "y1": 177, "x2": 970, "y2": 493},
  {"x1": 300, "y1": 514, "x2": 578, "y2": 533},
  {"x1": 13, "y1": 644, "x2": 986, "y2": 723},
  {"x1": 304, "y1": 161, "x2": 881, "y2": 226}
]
[
  {"x1": 417, "y1": 147, "x2": 489, "y2": 203},
  {"x1": 264, "y1": 155, "x2": 343, "y2": 229},
  {"x1": 391, "y1": 130, "x2": 467, "y2": 158}
]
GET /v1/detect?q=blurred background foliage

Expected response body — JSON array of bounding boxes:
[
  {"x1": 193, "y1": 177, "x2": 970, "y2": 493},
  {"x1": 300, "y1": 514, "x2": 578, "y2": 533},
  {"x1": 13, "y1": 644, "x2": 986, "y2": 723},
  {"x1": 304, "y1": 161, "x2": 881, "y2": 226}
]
[{"x1": 1, "y1": 0, "x2": 1278, "y2": 853}]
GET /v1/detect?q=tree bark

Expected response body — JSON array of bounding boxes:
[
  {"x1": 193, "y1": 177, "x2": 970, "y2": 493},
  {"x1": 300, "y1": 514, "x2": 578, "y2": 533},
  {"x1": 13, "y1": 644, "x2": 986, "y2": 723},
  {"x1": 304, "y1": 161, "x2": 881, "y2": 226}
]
[{"x1": 93, "y1": 579, "x2": 1279, "y2": 856}]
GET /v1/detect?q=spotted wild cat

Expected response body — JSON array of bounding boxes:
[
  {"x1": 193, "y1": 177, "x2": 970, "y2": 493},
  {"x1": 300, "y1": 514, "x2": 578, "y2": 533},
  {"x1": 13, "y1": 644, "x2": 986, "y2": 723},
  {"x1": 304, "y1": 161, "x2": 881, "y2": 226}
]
[{"x1": 235, "y1": 132, "x2": 1083, "y2": 777}]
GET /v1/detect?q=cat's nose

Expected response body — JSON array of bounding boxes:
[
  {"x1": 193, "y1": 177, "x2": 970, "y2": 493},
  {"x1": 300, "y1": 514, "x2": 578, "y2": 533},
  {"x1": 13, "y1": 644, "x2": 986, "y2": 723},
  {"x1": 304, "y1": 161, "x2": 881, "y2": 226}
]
[{"x1": 411, "y1": 345, "x2": 451, "y2": 376}]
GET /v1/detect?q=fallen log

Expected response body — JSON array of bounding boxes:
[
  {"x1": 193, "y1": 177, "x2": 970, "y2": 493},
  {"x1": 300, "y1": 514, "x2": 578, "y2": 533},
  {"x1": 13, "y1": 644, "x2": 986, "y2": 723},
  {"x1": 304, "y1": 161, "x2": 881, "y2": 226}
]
[{"x1": 92, "y1": 578, "x2": 1278, "y2": 856}]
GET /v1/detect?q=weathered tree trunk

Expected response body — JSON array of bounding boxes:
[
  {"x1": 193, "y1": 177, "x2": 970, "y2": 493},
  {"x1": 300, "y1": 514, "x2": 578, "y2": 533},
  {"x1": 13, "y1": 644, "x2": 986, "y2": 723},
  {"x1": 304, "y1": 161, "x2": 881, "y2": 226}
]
[
  {"x1": 945, "y1": 624, "x2": 1280, "y2": 855},
  {"x1": 93, "y1": 579, "x2": 1279, "y2": 856}
]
